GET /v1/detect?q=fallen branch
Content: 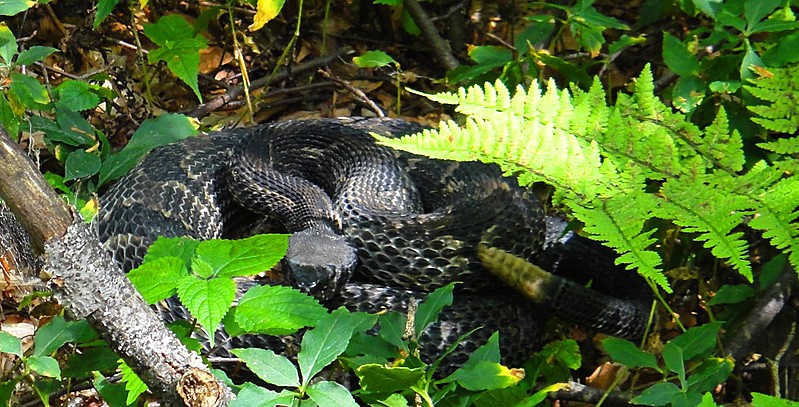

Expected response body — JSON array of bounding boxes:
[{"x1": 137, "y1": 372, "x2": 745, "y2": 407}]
[
  {"x1": 403, "y1": 0, "x2": 460, "y2": 71},
  {"x1": 0, "y1": 126, "x2": 232, "y2": 406}
]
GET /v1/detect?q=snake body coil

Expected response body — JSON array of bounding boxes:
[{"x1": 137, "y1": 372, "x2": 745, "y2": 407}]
[{"x1": 97, "y1": 117, "x2": 648, "y2": 367}]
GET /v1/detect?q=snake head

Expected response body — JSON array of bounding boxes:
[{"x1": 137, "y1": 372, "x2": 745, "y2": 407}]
[{"x1": 283, "y1": 227, "x2": 357, "y2": 301}]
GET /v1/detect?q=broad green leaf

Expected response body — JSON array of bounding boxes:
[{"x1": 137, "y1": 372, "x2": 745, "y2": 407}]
[
  {"x1": 63, "y1": 345, "x2": 119, "y2": 378},
  {"x1": 0, "y1": 331, "x2": 22, "y2": 357},
  {"x1": 234, "y1": 284, "x2": 326, "y2": 335},
  {"x1": 64, "y1": 149, "x2": 101, "y2": 181},
  {"x1": 516, "y1": 383, "x2": 570, "y2": 407},
  {"x1": 128, "y1": 256, "x2": 187, "y2": 304},
  {"x1": 572, "y1": 1, "x2": 629, "y2": 30},
  {"x1": 92, "y1": 372, "x2": 130, "y2": 407},
  {"x1": 631, "y1": 382, "x2": 681, "y2": 406},
  {"x1": 373, "y1": 0, "x2": 400, "y2": 5},
  {"x1": 751, "y1": 392, "x2": 799, "y2": 407},
  {"x1": 692, "y1": 0, "x2": 722, "y2": 18},
  {"x1": 28, "y1": 355, "x2": 61, "y2": 379},
  {"x1": 94, "y1": 0, "x2": 121, "y2": 29},
  {"x1": 34, "y1": 317, "x2": 95, "y2": 356},
  {"x1": 98, "y1": 113, "x2": 197, "y2": 186},
  {"x1": 761, "y1": 31, "x2": 799, "y2": 66},
  {"x1": 232, "y1": 348, "x2": 300, "y2": 388},
  {"x1": 15, "y1": 46, "x2": 57, "y2": 66},
  {"x1": 672, "y1": 75, "x2": 705, "y2": 113},
  {"x1": 663, "y1": 342, "x2": 686, "y2": 385},
  {"x1": 0, "y1": 382, "x2": 12, "y2": 407},
  {"x1": 413, "y1": 283, "x2": 454, "y2": 337},
  {"x1": 602, "y1": 337, "x2": 660, "y2": 371},
  {"x1": 306, "y1": 381, "x2": 358, "y2": 407},
  {"x1": 377, "y1": 311, "x2": 407, "y2": 349},
  {"x1": 9, "y1": 72, "x2": 50, "y2": 108},
  {"x1": 195, "y1": 234, "x2": 289, "y2": 277},
  {"x1": 143, "y1": 15, "x2": 207, "y2": 101},
  {"x1": 55, "y1": 106, "x2": 96, "y2": 146},
  {"x1": 229, "y1": 383, "x2": 294, "y2": 407},
  {"x1": 249, "y1": 0, "x2": 285, "y2": 31},
  {"x1": 744, "y1": 0, "x2": 783, "y2": 32},
  {"x1": 456, "y1": 331, "x2": 501, "y2": 371},
  {"x1": 0, "y1": 93, "x2": 19, "y2": 138},
  {"x1": 708, "y1": 284, "x2": 754, "y2": 305},
  {"x1": 0, "y1": 23, "x2": 16, "y2": 65},
  {"x1": 686, "y1": 357, "x2": 733, "y2": 394},
  {"x1": 449, "y1": 361, "x2": 524, "y2": 391},
  {"x1": 0, "y1": 0, "x2": 35, "y2": 17},
  {"x1": 355, "y1": 364, "x2": 425, "y2": 393},
  {"x1": 119, "y1": 359, "x2": 148, "y2": 405},
  {"x1": 697, "y1": 392, "x2": 718, "y2": 407},
  {"x1": 352, "y1": 50, "x2": 397, "y2": 68},
  {"x1": 740, "y1": 40, "x2": 763, "y2": 81},
  {"x1": 143, "y1": 236, "x2": 200, "y2": 269},
  {"x1": 469, "y1": 46, "x2": 513, "y2": 66},
  {"x1": 191, "y1": 258, "x2": 214, "y2": 279},
  {"x1": 177, "y1": 275, "x2": 236, "y2": 345},
  {"x1": 55, "y1": 80, "x2": 100, "y2": 111},
  {"x1": 662, "y1": 33, "x2": 700, "y2": 77},
  {"x1": 298, "y1": 307, "x2": 354, "y2": 385},
  {"x1": 668, "y1": 321, "x2": 723, "y2": 361}
]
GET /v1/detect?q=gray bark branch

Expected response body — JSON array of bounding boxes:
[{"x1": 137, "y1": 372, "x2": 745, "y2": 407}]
[{"x1": 0, "y1": 126, "x2": 232, "y2": 406}]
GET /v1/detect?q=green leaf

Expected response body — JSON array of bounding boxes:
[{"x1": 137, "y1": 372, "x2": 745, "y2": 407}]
[
  {"x1": 64, "y1": 149, "x2": 101, "y2": 181},
  {"x1": 352, "y1": 50, "x2": 397, "y2": 68},
  {"x1": 672, "y1": 75, "x2": 706, "y2": 113},
  {"x1": 0, "y1": 0, "x2": 35, "y2": 16},
  {"x1": 143, "y1": 236, "x2": 200, "y2": 269},
  {"x1": 15, "y1": 46, "x2": 58, "y2": 65},
  {"x1": 93, "y1": 0, "x2": 121, "y2": 28},
  {"x1": 249, "y1": 0, "x2": 286, "y2": 31},
  {"x1": 28, "y1": 355, "x2": 61, "y2": 379},
  {"x1": 34, "y1": 316, "x2": 96, "y2": 356},
  {"x1": 9, "y1": 72, "x2": 50, "y2": 108},
  {"x1": 355, "y1": 364, "x2": 425, "y2": 393},
  {"x1": 177, "y1": 275, "x2": 236, "y2": 345},
  {"x1": 298, "y1": 307, "x2": 354, "y2": 385},
  {"x1": 761, "y1": 31, "x2": 799, "y2": 66},
  {"x1": 143, "y1": 15, "x2": 207, "y2": 101},
  {"x1": 631, "y1": 382, "x2": 681, "y2": 406},
  {"x1": 708, "y1": 284, "x2": 754, "y2": 305},
  {"x1": 744, "y1": 0, "x2": 783, "y2": 33},
  {"x1": 63, "y1": 344, "x2": 120, "y2": 378},
  {"x1": 413, "y1": 283, "x2": 454, "y2": 338},
  {"x1": 668, "y1": 321, "x2": 723, "y2": 361},
  {"x1": 686, "y1": 357, "x2": 733, "y2": 394},
  {"x1": 232, "y1": 348, "x2": 300, "y2": 388},
  {"x1": 234, "y1": 284, "x2": 327, "y2": 335},
  {"x1": 0, "y1": 23, "x2": 15, "y2": 66},
  {"x1": 602, "y1": 337, "x2": 660, "y2": 371},
  {"x1": 751, "y1": 392, "x2": 799, "y2": 407},
  {"x1": 692, "y1": 0, "x2": 722, "y2": 18},
  {"x1": 229, "y1": 383, "x2": 294, "y2": 407},
  {"x1": 305, "y1": 381, "x2": 359, "y2": 407},
  {"x1": 0, "y1": 93, "x2": 19, "y2": 138},
  {"x1": 92, "y1": 372, "x2": 131, "y2": 407},
  {"x1": 469, "y1": 46, "x2": 513, "y2": 66},
  {"x1": 55, "y1": 80, "x2": 101, "y2": 111},
  {"x1": 449, "y1": 361, "x2": 524, "y2": 391},
  {"x1": 662, "y1": 342, "x2": 686, "y2": 386},
  {"x1": 128, "y1": 256, "x2": 187, "y2": 304},
  {"x1": 195, "y1": 234, "x2": 289, "y2": 277},
  {"x1": 0, "y1": 331, "x2": 22, "y2": 357},
  {"x1": 662, "y1": 33, "x2": 700, "y2": 77},
  {"x1": 119, "y1": 359, "x2": 148, "y2": 405},
  {"x1": 741, "y1": 40, "x2": 763, "y2": 81},
  {"x1": 98, "y1": 113, "x2": 197, "y2": 186},
  {"x1": 377, "y1": 311, "x2": 407, "y2": 349}
]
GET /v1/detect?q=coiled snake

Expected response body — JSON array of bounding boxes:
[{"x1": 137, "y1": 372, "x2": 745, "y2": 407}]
[{"x1": 96, "y1": 117, "x2": 650, "y2": 367}]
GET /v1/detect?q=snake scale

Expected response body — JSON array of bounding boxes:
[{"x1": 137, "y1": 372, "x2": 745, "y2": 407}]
[{"x1": 96, "y1": 117, "x2": 650, "y2": 368}]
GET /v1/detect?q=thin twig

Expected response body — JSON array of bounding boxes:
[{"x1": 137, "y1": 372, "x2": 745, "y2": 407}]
[
  {"x1": 188, "y1": 47, "x2": 354, "y2": 118},
  {"x1": 402, "y1": 0, "x2": 460, "y2": 71},
  {"x1": 318, "y1": 70, "x2": 385, "y2": 117}
]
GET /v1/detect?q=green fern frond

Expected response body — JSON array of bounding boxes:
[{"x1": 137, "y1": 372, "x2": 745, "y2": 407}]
[
  {"x1": 384, "y1": 64, "x2": 799, "y2": 292},
  {"x1": 658, "y1": 175, "x2": 752, "y2": 280},
  {"x1": 745, "y1": 65, "x2": 799, "y2": 134},
  {"x1": 757, "y1": 137, "x2": 799, "y2": 154},
  {"x1": 572, "y1": 192, "x2": 667, "y2": 291}
]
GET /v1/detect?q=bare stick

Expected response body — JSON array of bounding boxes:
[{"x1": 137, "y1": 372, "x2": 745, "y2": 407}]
[
  {"x1": 402, "y1": 0, "x2": 460, "y2": 71},
  {"x1": 0, "y1": 126, "x2": 232, "y2": 406}
]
